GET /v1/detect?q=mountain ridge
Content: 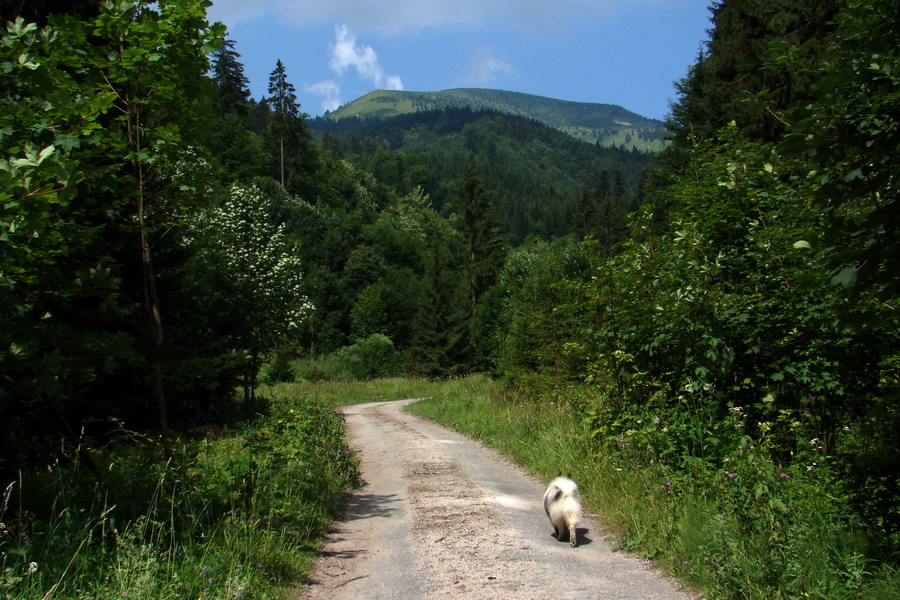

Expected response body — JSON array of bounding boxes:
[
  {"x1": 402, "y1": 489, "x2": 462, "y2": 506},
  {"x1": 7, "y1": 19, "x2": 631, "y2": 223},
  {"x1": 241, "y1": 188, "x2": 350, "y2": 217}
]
[{"x1": 325, "y1": 88, "x2": 667, "y2": 151}]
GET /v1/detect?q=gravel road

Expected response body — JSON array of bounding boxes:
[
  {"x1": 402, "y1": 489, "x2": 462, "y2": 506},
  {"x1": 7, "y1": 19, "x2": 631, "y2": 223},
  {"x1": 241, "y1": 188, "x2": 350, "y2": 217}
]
[{"x1": 297, "y1": 399, "x2": 697, "y2": 600}]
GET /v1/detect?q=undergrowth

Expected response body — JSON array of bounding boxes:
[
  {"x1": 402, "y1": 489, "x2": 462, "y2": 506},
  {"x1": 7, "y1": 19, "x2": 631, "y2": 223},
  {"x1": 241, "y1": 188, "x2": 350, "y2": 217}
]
[
  {"x1": 407, "y1": 375, "x2": 900, "y2": 600},
  {"x1": 0, "y1": 387, "x2": 358, "y2": 600}
]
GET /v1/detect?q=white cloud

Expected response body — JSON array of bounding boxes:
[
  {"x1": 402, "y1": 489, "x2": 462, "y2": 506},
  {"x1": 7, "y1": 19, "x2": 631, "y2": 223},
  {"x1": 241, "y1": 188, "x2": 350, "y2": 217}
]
[
  {"x1": 329, "y1": 25, "x2": 404, "y2": 90},
  {"x1": 306, "y1": 80, "x2": 342, "y2": 113},
  {"x1": 465, "y1": 49, "x2": 515, "y2": 86},
  {"x1": 208, "y1": 0, "x2": 625, "y2": 34},
  {"x1": 384, "y1": 74, "x2": 404, "y2": 91}
]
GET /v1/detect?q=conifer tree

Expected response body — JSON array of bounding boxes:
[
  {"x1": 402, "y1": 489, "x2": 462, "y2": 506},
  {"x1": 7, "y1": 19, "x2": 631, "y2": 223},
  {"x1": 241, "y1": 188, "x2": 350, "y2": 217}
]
[
  {"x1": 665, "y1": 0, "x2": 839, "y2": 163},
  {"x1": 452, "y1": 167, "x2": 507, "y2": 319},
  {"x1": 592, "y1": 169, "x2": 626, "y2": 256},
  {"x1": 265, "y1": 59, "x2": 321, "y2": 197},
  {"x1": 573, "y1": 183, "x2": 598, "y2": 241},
  {"x1": 211, "y1": 38, "x2": 250, "y2": 117},
  {"x1": 267, "y1": 59, "x2": 299, "y2": 188}
]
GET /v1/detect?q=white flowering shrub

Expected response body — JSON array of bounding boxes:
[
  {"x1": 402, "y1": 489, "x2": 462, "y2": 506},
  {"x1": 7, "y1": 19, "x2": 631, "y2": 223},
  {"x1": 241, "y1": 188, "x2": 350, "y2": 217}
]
[{"x1": 185, "y1": 183, "x2": 314, "y2": 354}]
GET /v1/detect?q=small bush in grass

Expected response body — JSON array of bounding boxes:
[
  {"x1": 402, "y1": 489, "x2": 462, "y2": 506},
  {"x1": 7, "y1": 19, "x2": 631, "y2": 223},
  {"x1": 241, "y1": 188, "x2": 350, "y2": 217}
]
[{"x1": 293, "y1": 334, "x2": 399, "y2": 382}]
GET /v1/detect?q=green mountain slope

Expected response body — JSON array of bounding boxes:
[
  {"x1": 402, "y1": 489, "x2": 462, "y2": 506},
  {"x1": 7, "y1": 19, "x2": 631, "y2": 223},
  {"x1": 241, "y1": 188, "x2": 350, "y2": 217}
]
[
  {"x1": 326, "y1": 88, "x2": 666, "y2": 151},
  {"x1": 311, "y1": 107, "x2": 653, "y2": 243}
]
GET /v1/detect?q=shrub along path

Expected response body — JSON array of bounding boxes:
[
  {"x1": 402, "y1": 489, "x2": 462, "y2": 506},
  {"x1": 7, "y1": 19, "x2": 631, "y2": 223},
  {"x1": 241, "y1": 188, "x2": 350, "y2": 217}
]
[{"x1": 297, "y1": 399, "x2": 696, "y2": 600}]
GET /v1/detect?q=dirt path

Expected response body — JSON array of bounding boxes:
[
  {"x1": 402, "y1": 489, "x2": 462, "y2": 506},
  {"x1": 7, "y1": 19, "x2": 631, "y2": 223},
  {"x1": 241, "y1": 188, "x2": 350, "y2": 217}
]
[{"x1": 297, "y1": 400, "x2": 697, "y2": 600}]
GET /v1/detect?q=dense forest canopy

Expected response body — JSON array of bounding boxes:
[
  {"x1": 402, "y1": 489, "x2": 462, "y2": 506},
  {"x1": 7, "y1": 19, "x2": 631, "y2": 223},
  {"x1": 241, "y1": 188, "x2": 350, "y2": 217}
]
[
  {"x1": 1, "y1": 0, "x2": 899, "y2": 594},
  {"x1": 320, "y1": 87, "x2": 669, "y2": 150},
  {"x1": 310, "y1": 107, "x2": 652, "y2": 243}
]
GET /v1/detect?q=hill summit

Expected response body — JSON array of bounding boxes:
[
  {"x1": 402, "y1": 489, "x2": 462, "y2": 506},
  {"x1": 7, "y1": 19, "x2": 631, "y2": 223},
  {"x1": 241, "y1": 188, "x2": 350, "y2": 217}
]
[{"x1": 325, "y1": 88, "x2": 666, "y2": 151}]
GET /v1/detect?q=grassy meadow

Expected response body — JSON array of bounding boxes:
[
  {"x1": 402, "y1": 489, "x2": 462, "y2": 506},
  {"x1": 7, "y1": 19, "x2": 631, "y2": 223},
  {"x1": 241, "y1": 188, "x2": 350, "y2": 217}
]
[{"x1": 4, "y1": 375, "x2": 898, "y2": 600}]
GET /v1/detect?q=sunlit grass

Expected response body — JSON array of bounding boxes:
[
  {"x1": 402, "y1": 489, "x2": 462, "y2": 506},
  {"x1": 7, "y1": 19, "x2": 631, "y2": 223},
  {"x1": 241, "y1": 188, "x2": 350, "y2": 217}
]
[
  {"x1": 406, "y1": 375, "x2": 900, "y2": 600},
  {"x1": 263, "y1": 376, "x2": 477, "y2": 408},
  {"x1": 0, "y1": 385, "x2": 356, "y2": 600},
  {"x1": 6, "y1": 376, "x2": 898, "y2": 599}
]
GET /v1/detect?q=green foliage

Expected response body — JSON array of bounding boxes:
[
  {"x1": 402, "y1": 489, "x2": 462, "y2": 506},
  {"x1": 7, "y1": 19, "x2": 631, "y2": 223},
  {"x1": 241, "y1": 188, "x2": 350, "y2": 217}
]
[
  {"x1": 264, "y1": 59, "x2": 322, "y2": 198},
  {"x1": 570, "y1": 129, "x2": 881, "y2": 461},
  {"x1": 1, "y1": 0, "x2": 230, "y2": 466},
  {"x1": 665, "y1": 0, "x2": 839, "y2": 156},
  {"x1": 484, "y1": 237, "x2": 590, "y2": 379},
  {"x1": 781, "y1": 0, "x2": 900, "y2": 327},
  {"x1": 210, "y1": 37, "x2": 251, "y2": 117},
  {"x1": 452, "y1": 167, "x2": 507, "y2": 318},
  {"x1": 0, "y1": 15, "x2": 125, "y2": 411},
  {"x1": 294, "y1": 334, "x2": 400, "y2": 382},
  {"x1": 323, "y1": 88, "x2": 666, "y2": 151},
  {"x1": 409, "y1": 379, "x2": 900, "y2": 600},
  {"x1": 312, "y1": 107, "x2": 652, "y2": 243},
  {"x1": 0, "y1": 384, "x2": 357, "y2": 600}
]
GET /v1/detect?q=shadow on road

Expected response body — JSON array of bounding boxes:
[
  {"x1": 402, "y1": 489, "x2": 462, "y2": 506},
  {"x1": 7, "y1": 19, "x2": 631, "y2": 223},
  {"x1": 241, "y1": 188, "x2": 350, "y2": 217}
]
[
  {"x1": 340, "y1": 491, "x2": 402, "y2": 521},
  {"x1": 549, "y1": 527, "x2": 593, "y2": 547}
]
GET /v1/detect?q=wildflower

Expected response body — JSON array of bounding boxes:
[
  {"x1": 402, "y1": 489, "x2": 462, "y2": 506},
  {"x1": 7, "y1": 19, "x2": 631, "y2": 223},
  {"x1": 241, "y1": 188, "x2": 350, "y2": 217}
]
[
  {"x1": 727, "y1": 472, "x2": 738, "y2": 478},
  {"x1": 27, "y1": 562, "x2": 38, "y2": 574},
  {"x1": 780, "y1": 473, "x2": 791, "y2": 479}
]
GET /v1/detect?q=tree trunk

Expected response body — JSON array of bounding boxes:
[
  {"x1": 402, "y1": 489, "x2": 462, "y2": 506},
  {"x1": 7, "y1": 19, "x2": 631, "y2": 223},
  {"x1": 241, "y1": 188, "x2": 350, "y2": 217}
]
[
  {"x1": 130, "y1": 103, "x2": 170, "y2": 452},
  {"x1": 141, "y1": 222, "x2": 170, "y2": 448}
]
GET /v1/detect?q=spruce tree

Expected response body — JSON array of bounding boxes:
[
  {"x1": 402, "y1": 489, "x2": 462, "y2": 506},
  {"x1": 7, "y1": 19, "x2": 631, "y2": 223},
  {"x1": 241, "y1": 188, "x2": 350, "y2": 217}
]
[
  {"x1": 265, "y1": 59, "x2": 320, "y2": 197},
  {"x1": 573, "y1": 183, "x2": 598, "y2": 241},
  {"x1": 664, "y1": 0, "x2": 840, "y2": 164},
  {"x1": 452, "y1": 167, "x2": 507, "y2": 319},
  {"x1": 267, "y1": 59, "x2": 299, "y2": 188},
  {"x1": 211, "y1": 38, "x2": 251, "y2": 117}
]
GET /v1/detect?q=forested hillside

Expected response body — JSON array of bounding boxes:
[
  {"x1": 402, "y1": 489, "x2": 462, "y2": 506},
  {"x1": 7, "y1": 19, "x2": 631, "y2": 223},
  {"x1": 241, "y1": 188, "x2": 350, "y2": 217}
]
[
  {"x1": 311, "y1": 107, "x2": 652, "y2": 243},
  {"x1": 2, "y1": 0, "x2": 899, "y2": 598},
  {"x1": 322, "y1": 88, "x2": 667, "y2": 150}
]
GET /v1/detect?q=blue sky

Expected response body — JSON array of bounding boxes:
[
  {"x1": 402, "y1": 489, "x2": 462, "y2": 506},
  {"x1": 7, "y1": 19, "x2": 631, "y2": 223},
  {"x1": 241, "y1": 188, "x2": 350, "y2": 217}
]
[{"x1": 206, "y1": 0, "x2": 713, "y2": 121}]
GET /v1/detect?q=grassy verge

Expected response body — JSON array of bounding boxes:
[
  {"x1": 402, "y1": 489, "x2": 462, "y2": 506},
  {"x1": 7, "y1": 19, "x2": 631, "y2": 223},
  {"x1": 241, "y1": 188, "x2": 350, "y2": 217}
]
[
  {"x1": 0, "y1": 377, "x2": 470, "y2": 600},
  {"x1": 0, "y1": 386, "x2": 358, "y2": 600},
  {"x1": 10, "y1": 375, "x2": 896, "y2": 599},
  {"x1": 406, "y1": 375, "x2": 900, "y2": 600},
  {"x1": 259, "y1": 376, "x2": 457, "y2": 407}
]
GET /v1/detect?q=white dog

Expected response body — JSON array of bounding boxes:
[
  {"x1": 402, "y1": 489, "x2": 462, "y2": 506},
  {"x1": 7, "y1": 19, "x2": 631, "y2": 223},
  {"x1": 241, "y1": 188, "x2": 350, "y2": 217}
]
[{"x1": 543, "y1": 475, "x2": 582, "y2": 547}]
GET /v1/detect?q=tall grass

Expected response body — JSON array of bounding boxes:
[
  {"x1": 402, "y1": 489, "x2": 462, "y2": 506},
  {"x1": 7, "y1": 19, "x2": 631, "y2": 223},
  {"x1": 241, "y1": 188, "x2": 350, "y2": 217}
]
[
  {"x1": 261, "y1": 376, "x2": 479, "y2": 408},
  {"x1": 407, "y1": 375, "x2": 900, "y2": 600},
  {"x1": 0, "y1": 387, "x2": 357, "y2": 600}
]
